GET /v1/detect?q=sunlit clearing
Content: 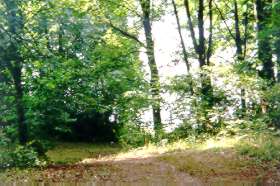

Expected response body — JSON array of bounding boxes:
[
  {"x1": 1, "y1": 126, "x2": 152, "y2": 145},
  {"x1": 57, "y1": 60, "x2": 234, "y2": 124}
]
[
  {"x1": 199, "y1": 136, "x2": 245, "y2": 150},
  {"x1": 81, "y1": 136, "x2": 245, "y2": 164}
]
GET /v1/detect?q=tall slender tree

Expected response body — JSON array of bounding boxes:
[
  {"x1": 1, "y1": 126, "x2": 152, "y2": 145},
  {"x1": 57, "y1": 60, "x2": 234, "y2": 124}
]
[
  {"x1": 171, "y1": 0, "x2": 195, "y2": 96},
  {"x1": 171, "y1": 0, "x2": 191, "y2": 72},
  {"x1": 140, "y1": 0, "x2": 162, "y2": 136},
  {"x1": 272, "y1": 0, "x2": 280, "y2": 81},
  {"x1": 184, "y1": 0, "x2": 214, "y2": 125},
  {"x1": 105, "y1": 0, "x2": 163, "y2": 137},
  {"x1": 255, "y1": 0, "x2": 275, "y2": 82},
  {"x1": 2, "y1": 0, "x2": 27, "y2": 144},
  {"x1": 214, "y1": 0, "x2": 253, "y2": 117}
]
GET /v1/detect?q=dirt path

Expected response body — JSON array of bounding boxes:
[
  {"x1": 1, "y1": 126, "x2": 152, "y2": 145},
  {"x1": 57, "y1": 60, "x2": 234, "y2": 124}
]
[
  {"x1": 2, "y1": 148, "x2": 280, "y2": 185},
  {"x1": 82, "y1": 157, "x2": 202, "y2": 185},
  {"x1": 2, "y1": 155, "x2": 202, "y2": 185}
]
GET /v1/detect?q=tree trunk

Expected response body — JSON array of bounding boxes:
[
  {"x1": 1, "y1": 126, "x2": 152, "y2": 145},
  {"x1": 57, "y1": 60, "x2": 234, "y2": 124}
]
[
  {"x1": 243, "y1": 3, "x2": 249, "y2": 59},
  {"x1": 198, "y1": 0, "x2": 206, "y2": 67},
  {"x1": 240, "y1": 88, "x2": 246, "y2": 117},
  {"x1": 172, "y1": 0, "x2": 194, "y2": 95},
  {"x1": 14, "y1": 65, "x2": 27, "y2": 144},
  {"x1": 234, "y1": 0, "x2": 243, "y2": 60},
  {"x1": 256, "y1": 0, "x2": 275, "y2": 82},
  {"x1": 275, "y1": 31, "x2": 280, "y2": 82},
  {"x1": 206, "y1": 0, "x2": 213, "y2": 65},
  {"x1": 3, "y1": 0, "x2": 27, "y2": 144},
  {"x1": 273, "y1": 0, "x2": 280, "y2": 82},
  {"x1": 184, "y1": 0, "x2": 214, "y2": 130},
  {"x1": 172, "y1": 0, "x2": 190, "y2": 72},
  {"x1": 184, "y1": 0, "x2": 199, "y2": 52},
  {"x1": 140, "y1": 0, "x2": 162, "y2": 137},
  {"x1": 197, "y1": 0, "x2": 214, "y2": 109},
  {"x1": 233, "y1": 0, "x2": 247, "y2": 117}
]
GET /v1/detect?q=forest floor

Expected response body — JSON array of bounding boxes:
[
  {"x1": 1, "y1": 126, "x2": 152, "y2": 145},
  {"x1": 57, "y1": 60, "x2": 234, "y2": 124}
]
[{"x1": 1, "y1": 135, "x2": 280, "y2": 185}]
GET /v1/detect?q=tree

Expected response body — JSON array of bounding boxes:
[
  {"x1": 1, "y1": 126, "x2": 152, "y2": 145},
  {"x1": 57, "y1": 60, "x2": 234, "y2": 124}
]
[
  {"x1": 215, "y1": 0, "x2": 252, "y2": 117},
  {"x1": 184, "y1": 0, "x2": 214, "y2": 129},
  {"x1": 1, "y1": 0, "x2": 27, "y2": 144},
  {"x1": 171, "y1": 0, "x2": 191, "y2": 72},
  {"x1": 103, "y1": 0, "x2": 164, "y2": 137},
  {"x1": 139, "y1": 0, "x2": 162, "y2": 136},
  {"x1": 256, "y1": 0, "x2": 275, "y2": 82},
  {"x1": 272, "y1": 0, "x2": 280, "y2": 81}
]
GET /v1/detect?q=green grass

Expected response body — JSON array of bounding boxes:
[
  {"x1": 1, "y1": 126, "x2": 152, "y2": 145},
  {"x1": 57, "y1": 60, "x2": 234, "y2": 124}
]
[
  {"x1": 46, "y1": 142, "x2": 123, "y2": 164},
  {"x1": 236, "y1": 134, "x2": 280, "y2": 163}
]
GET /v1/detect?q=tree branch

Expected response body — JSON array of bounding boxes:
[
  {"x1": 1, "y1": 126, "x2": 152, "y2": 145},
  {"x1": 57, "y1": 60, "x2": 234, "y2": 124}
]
[
  {"x1": 213, "y1": 0, "x2": 236, "y2": 41},
  {"x1": 109, "y1": 21, "x2": 145, "y2": 47}
]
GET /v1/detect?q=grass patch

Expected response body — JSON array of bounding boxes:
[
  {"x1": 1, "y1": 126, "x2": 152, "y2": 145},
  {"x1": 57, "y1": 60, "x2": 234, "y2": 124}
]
[
  {"x1": 103, "y1": 135, "x2": 244, "y2": 161},
  {"x1": 156, "y1": 135, "x2": 274, "y2": 182},
  {"x1": 46, "y1": 142, "x2": 123, "y2": 164},
  {"x1": 158, "y1": 149, "x2": 252, "y2": 181},
  {"x1": 236, "y1": 134, "x2": 280, "y2": 163}
]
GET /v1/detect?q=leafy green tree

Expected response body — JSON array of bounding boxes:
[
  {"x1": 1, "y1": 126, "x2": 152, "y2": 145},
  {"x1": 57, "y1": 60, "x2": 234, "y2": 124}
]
[
  {"x1": 256, "y1": 0, "x2": 275, "y2": 82},
  {"x1": 0, "y1": 0, "x2": 27, "y2": 144}
]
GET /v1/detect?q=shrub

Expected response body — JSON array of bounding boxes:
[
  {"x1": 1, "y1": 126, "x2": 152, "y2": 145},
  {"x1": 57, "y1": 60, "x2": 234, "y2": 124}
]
[
  {"x1": 237, "y1": 136, "x2": 280, "y2": 162},
  {"x1": 166, "y1": 123, "x2": 192, "y2": 142},
  {"x1": 0, "y1": 140, "x2": 48, "y2": 169},
  {"x1": 117, "y1": 124, "x2": 151, "y2": 148},
  {"x1": 265, "y1": 84, "x2": 280, "y2": 128},
  {"x1": 10, "y1": 145, "x2": 41, "y2": 168}
]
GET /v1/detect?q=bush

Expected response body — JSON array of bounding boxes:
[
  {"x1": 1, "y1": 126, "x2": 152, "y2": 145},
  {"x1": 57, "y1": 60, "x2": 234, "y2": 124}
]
[
  {"x1": 0, "y1": 141, "x2": 48, "y2": 169},
  {"x1": 265, "y1": 84, "x2": 280, "y2": 128},
  {"x1": 3, "y1": 125, "x2": 18, "y2": 143},
  {"x1": 166, "y1": 123, "x2": 192, "y2": 142},
  {"x1": 237, "y1": 136, "x2": 280, "y2": 162},
  {"x1": 10, "y1": 145, "x2": 42, "y2": 168},
  {"x1": 117, "y1": 124, "x2": 151, "y2": 148}
]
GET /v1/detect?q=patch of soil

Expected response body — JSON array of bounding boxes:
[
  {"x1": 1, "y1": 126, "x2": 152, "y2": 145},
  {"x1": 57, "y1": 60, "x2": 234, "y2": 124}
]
[{"x1": 95, "y1": 157, "x2": 201, "y2": 185}]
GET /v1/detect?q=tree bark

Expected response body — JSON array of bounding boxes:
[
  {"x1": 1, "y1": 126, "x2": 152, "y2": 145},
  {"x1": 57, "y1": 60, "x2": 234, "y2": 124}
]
[
  {"x1": 140, "y1": 0, "x2": 162, "y2": 136},
  {"x1": 273, "y1": 0, "x2": 280, "y2": 82},
  {"x1": 184, "y1": 0, "x2": 199, "y2": 53},
  {"x1": 243, "y1": 3, "x2": 249, "y2": 59},
  {"x1": 234, "y1": 0, "x2": 243, "y2": 60},
  {"x1": 233, "y1": 0, "x2": 247, "y2": 117},
  {"x1": 256, "y1": 0, "x2": 275, "y2": 82},
  {"x1": 206, "y1": 0, "x2": 213, "y2": 65},
  {"x1": 3, "y1": 0, "x2": 27, "y2": 144},
  {"x1": 14, "y1": 64, "x2": 27, "y2": 144},
  {"x1": 198, "y1": 0, "x2": 206, "y2": 67},
  {"x1": 172, "y1": 0, "x2": 190, "y2": 72},
  {"x1": 184, "y1": 0, "x2": 214, "y2": 129},
  {"x1": 172, "y1": 0, "x2": 194, "y2": 95}
]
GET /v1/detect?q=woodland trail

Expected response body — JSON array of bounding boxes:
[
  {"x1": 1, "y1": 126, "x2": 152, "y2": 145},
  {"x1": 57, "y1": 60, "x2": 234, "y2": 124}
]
[
  {"x1": 1, "y1": 158, "x2": 248, "y2": 186},
  {"x1": 2, "y1": 141, "x2": 280, "y2": 186},
  {"x1": 2, "y1": 156, "x2": 201, "y2": 185},
  {"x1": 78, "y1": 157, "x2": 201, "y2": 185}
]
